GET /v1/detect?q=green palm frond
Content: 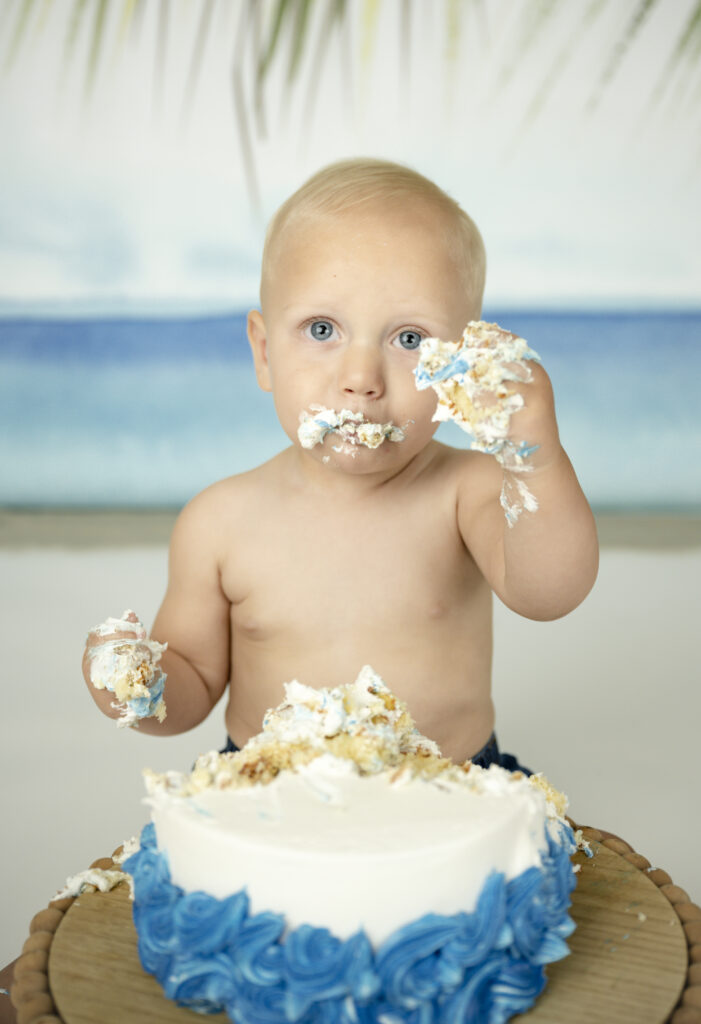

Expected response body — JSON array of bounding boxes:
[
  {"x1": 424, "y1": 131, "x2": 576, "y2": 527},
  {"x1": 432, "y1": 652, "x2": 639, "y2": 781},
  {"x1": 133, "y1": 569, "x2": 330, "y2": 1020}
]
[
  {"x1": 361, "y1": 0, "x2": 381, "y2": 66},
  {"x1": 586, "y1": 0, "x2": 659, "y2": 111},
  {"x1": 2, "y1": 0, "x2": 699, "y2": 203},
  {"x1": 300, "y1": 0, "x2": 349, "y2": 135},
  {"x1": 3, "y1": 0, "x2": 40, "y2": 70},
  {"x1": 520, "y1": 0, "x2": 607, "y2": 130},
  {"x1": 152, "y1": 0, "x2": 169, "y2": 116},
  {"x1": 288, "y1": 0, "x2": 313, "y2": 83},
  {"x1": 650, "y1": 0, "x2": 701, "y2": 109},
  {"x1": 85, "y1": 0, "x2": 109, "y2": 94},
  {"x1": 180, "y1": 0, "x2": 216, "y2": 126}
]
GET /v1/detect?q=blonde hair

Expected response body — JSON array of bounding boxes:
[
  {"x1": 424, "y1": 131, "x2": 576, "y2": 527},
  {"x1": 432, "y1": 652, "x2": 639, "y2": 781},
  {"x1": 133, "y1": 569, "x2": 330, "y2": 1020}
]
[{"x1": 261, "y1": 157, "x2": 486, "y2": 314}]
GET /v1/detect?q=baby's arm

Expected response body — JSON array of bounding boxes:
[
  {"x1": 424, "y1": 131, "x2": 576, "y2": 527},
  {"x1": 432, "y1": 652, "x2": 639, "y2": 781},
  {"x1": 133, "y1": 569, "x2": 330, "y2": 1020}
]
[
  {"x1": 459, "y1": 359, "x2": 598, "y2": 620},
  {"x1": 81, "y1": 489, "x2": 231, "y2": 733}
]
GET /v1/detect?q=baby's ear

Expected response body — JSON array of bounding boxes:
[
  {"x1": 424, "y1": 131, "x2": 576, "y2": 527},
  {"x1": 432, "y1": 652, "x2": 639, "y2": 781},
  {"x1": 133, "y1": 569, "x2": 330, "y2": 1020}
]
[{"x1": 247, "y1": 310, "x2": 272, "y2": 392}]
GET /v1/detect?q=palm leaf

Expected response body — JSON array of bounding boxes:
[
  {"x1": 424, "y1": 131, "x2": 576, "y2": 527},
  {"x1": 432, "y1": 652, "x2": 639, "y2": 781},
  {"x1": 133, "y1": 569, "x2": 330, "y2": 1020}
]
[
  {"x1": 152, "y1": 0, "x2": 169, "y2": 117},
  {"x1": 586, "y1": 0, "x2": 660, "y2": 112},
  {"x1": 287, "y1": 0, "x2": 312, "y2": 83},
  {"x1": 520, "y1": 0, "x2": 607, "y2": 130},
  {"x1": 256, "y1": 0, "x2": 290, "y2": 89},
  {"x1": 650, "y1": 0, "x2": 701, "y2": 108},
  {"x1": 3, "y1": 0, "x2": 39, "y2": 69},
  {"x1": 84, "y1": 0, "x2": 109, "y2": 96},
  {"x1": 361, "y1": 0, "x2": 381, "y2": 67},
  {"x1": 180, "y1": 0, "x2": 216, "y2": 126},
  {"x1": 232, "y1": 0, "x2": 261, "y2": 213},
  {"x1": 300, "y1": 0, "x2": 348, "y2": 135},
  {"x1": 2, "y1": 0, "x2": 699, "y2": 207},
  {"x1": 494, "y1": 0, "x2": 563, "y2": 97}
]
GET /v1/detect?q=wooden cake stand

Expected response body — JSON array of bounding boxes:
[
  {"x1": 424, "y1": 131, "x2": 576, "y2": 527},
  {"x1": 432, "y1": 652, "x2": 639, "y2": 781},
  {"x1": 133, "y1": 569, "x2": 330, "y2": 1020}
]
[{"x1": 10, "y1": 826, "x2": 701, "y2": 1024}]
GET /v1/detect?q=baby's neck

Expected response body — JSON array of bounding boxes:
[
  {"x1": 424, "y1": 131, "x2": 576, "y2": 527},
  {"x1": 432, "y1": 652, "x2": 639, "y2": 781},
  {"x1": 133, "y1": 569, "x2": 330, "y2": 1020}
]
[{"x1": 285, "y1": 444, "x2": 433, "y2": 502}]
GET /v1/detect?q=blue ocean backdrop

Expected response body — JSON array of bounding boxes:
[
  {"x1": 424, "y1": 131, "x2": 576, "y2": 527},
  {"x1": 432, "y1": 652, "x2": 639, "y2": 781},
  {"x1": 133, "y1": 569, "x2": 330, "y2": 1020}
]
[{"x1": 1, "y1": 310, "x2": 699, "y2": 510}]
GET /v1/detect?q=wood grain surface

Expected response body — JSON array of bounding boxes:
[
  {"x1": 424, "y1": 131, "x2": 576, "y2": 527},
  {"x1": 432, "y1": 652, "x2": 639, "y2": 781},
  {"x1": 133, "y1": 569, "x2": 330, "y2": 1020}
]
[{"x1": 48, "y1": 842, "x2": 688, "y2": 1024}]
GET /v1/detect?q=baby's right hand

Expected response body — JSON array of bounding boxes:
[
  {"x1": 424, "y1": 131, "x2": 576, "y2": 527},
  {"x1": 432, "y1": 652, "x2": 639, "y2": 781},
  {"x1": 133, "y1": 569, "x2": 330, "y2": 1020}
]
[
  {"x1": 84, "y1": 610, "x2": 168, "y2": 727},
  {"x1": 86, "y1": 609, "x2": 146, "y2": 651}
]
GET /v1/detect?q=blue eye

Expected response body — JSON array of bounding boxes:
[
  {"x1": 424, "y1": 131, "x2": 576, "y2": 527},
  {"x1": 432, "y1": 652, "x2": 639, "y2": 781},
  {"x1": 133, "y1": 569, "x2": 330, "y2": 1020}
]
[
  {"x1": 306, "y1": 320, "x2": 336, "y2": 342},
  {"x1": 397, "y1": 330, "x2": 423, "y2": 350}
]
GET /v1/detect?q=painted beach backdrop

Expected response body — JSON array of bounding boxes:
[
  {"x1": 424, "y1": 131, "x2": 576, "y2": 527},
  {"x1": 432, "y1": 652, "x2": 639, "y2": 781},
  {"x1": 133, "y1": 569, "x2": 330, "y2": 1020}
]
[{"x1": 1, "y1": 309, "x2": 699, "y2": 510}]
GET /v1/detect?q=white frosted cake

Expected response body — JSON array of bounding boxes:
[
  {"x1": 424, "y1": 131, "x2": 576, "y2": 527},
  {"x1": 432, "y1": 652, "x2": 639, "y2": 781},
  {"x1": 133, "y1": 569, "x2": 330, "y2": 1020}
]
[{"x1": 124, "y1": 667, "x2": 578, "y2": 1023}]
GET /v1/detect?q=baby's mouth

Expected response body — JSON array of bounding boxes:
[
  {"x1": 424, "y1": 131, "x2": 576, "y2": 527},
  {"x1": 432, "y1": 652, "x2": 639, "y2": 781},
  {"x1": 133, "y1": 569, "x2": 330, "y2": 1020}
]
[{"x1": 297, "y1": 405, "x2": 407, "y2": 452}]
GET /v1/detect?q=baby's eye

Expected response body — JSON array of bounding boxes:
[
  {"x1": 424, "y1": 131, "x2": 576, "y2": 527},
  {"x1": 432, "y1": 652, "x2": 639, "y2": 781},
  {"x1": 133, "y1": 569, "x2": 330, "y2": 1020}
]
[
  {"x1": 395, "y1": 330, "x2": 424, "y2": 351},
  {"x1": 305, "y1": 319, "x2": 336, "y2": 342}
]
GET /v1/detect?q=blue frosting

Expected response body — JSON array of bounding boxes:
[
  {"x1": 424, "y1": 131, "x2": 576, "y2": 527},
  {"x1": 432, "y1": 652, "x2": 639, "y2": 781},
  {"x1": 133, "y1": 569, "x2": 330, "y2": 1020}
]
[
  {"x1": 413, "y1": 344, "x2": 541, "y2": 392},
  {"x1": 125, "y1": 670, "x2": 166, "y2": 720},
  {"x1": 124, "y1": 819, "x2": 577, "y2": 1024}
]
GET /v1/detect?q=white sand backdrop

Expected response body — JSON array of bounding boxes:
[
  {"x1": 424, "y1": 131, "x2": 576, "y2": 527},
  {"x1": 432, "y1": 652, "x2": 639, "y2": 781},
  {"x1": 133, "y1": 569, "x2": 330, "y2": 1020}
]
[{"x1": 1, "y1": 514, "x2": 700, "y2": 966}]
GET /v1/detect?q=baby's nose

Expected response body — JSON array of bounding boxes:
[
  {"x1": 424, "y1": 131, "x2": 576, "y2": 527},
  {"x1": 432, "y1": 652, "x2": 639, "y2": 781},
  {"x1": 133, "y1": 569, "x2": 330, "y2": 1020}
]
[{"x1": 339, "y1": 343, "x2": 385, "y2": 398}]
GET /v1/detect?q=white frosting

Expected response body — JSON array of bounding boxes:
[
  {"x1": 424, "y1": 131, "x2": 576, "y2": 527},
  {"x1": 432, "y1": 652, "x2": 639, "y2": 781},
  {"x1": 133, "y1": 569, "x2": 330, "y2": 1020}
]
[
  {"x1": 88, "y1": 610, "x2": 167, "y2": 728},
  {"x1": 143, "y1": 667, "x2": 568, "y2": 945},
  {"x1": 92, "y1": 610, "x2": 146, "y2": 639},
  {"x1": 415, "y1": 322, "x2": 542, "y2": 525},
  {"x1": 298, "y1": 405, "x2": 406, "y2": 454},
  {"x1": 148, "y1": 758, "x2": 549, "y2": 944},
  {"x1": 51, "y1": 867, "x2": 131, "y2": 901}
]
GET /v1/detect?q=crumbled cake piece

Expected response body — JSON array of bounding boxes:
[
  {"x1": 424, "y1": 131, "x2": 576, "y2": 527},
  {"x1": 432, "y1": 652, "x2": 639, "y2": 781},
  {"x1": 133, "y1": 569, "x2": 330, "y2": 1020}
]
[
  {"x1": 414, "y1": 321, "x2": 541, "y2": 526},
  {"x1": 88, "y1": 610, "x2": 167, "y2": 728},
  {"x1": 144, "y1": 666, "x2": 570, "y2": 835},
  {"x1": 298, "y1": 405, "x2": 406, "y2": 454},
  {"x1": 530, "y1": 772, "x2": 569, "y2": 818}
]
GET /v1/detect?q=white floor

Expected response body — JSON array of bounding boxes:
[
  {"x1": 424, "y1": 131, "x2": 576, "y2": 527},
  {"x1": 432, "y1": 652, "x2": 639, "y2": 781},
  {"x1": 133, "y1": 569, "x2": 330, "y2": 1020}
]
[{"x1": 2, "y1": 538, "x2": 700, "y2": 966}]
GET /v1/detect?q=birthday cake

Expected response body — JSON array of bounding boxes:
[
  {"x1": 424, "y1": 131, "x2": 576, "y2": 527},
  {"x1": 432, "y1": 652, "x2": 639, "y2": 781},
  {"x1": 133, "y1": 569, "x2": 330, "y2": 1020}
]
[{"x1": 122, "y1": 666, "x2": 579, "y2": 1023}]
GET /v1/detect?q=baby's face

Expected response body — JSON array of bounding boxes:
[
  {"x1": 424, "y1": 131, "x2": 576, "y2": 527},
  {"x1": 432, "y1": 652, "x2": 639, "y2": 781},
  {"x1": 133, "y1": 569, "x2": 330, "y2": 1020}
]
[{"x1": 249, "y1": 199, "x2": 476, "y2": 475}]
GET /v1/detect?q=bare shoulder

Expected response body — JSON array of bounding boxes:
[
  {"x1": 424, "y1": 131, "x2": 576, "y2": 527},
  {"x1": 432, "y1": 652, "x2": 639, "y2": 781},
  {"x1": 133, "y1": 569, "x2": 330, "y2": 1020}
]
[
  {"x1": 426, "y1": 441, "x2": 503, "y2": 538},
  {"x1": 170, "y1": 456, "x2": 286, "y2": 553},
  {"x1": 426, "y1": 441, "x2": 500, "y2": 492}
]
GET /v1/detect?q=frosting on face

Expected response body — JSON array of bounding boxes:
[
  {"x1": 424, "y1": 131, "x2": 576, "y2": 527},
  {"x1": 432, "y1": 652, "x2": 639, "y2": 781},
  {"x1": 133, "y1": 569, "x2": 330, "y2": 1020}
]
[
  {"x1": 414, "y1": 321, "x2": 541, "y2": 526},
  {"x1": 87, "y1": 610, "x2": 167, "y2": 728},
  {"x1": 297, "y1": 405, "x2": 406, "y2": 455}
]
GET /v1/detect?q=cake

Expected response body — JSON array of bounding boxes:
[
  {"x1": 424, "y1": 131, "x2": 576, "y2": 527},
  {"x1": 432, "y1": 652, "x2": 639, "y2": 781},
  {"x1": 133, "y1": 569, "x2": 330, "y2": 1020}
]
[
  {"x1": 298, "y1": 404, "x2": 406, "y2": 454},
  {"x1": 87, "y1": 609, "x2": 167, "y2": 727},
  {"x1": 414, "y1": 320, "x2": 541, "y2": 526},
  {"x1": 122, "y1": 666, "x2": 579, "y2": 1024}
]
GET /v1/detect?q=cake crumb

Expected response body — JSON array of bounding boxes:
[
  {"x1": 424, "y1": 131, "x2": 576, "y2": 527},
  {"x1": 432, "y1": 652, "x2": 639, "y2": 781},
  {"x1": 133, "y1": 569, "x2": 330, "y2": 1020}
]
[{"x1": 52, "y1": 867, "x2": 131, "y2": 901}]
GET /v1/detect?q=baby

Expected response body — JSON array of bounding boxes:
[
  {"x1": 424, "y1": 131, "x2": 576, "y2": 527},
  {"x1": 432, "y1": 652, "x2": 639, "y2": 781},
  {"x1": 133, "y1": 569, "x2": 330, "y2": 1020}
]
[{"x1": 82, "y1": 158, "x2": 598, "y2": 767}]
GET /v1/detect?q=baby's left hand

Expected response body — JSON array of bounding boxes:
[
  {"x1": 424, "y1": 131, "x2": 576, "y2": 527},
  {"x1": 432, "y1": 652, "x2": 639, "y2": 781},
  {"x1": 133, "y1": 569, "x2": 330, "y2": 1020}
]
[{"x1": 501, "y1": 357, "x2": 562, "y2": 472}]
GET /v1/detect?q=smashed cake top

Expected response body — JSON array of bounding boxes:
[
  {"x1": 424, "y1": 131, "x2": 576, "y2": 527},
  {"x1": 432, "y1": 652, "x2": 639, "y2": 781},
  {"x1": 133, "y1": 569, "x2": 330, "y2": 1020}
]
[{"x1": 144, "y1": 666, "x2": 569, "y2": 831}]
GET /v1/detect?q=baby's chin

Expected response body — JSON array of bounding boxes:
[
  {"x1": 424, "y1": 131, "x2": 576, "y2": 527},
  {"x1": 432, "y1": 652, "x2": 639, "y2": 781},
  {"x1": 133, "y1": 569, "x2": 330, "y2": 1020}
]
[{"x1": 311, "y1": 437, "x2": 400, "y2": 467}]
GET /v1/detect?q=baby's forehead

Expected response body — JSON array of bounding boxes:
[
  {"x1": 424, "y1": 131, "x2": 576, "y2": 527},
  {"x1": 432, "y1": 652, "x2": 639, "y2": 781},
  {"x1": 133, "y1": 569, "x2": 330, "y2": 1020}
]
[
  {"x1": 261, "y1": 193, "x2": 483, "y2": 313},
  {"x1": 273, "y1": 198, "x2": 460, "y2": 259}
]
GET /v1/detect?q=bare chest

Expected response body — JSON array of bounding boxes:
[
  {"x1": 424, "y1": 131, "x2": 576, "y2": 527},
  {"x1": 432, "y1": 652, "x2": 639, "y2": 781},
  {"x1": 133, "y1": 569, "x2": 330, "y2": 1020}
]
[{"x1": 222, "y1": 490, "x2": 478, "y2": 642}]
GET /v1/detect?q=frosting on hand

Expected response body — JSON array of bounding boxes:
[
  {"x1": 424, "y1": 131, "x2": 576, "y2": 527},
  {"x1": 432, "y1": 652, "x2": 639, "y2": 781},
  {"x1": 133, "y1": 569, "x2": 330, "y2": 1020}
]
[
  {"x1": 87, "y1": 610, "x2": 167, "y2": 728},
  {"x1": 414, "y1": 321, "x2": 541, "y2": 526}
]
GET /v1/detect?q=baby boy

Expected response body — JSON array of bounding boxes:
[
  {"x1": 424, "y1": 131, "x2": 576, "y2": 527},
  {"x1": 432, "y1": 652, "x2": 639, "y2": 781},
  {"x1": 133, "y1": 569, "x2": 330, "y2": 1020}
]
[{"x1": 82, "y1": 158, "x2": 598, "y2": 767}]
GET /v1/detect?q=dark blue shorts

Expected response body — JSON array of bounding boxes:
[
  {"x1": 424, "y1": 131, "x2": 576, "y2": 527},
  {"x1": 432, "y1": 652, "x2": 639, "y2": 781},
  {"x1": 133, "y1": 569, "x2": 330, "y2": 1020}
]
[{"x1": 219, "y1": 732, "x2": 531, "y2": 776}]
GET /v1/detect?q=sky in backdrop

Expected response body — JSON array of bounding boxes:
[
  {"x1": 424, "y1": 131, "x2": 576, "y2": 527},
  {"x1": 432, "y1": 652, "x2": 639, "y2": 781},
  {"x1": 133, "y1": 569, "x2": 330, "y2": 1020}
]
[{"x1": 1, "y1": 0, "x2": 700, "y2": 314}]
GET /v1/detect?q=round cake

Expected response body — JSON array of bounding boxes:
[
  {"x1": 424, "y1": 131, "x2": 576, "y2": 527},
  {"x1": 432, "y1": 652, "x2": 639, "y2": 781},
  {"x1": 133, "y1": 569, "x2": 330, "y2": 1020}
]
[{"x1": 122, "y1": 667, "x2": 579, "y2": 1023}]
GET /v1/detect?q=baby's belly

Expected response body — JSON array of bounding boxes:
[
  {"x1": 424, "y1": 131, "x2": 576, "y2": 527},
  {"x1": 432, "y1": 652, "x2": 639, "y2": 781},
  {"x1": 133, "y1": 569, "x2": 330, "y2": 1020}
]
[{"x1": 224, "y1": 618, "x2": 495, "y2": 764}]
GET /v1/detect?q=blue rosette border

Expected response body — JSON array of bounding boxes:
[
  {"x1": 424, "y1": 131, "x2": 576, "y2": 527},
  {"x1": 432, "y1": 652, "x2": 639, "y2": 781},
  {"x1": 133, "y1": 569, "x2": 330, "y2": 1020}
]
[{"x1": 123, "y1": 819, "x2": 577, "y2": 1024}]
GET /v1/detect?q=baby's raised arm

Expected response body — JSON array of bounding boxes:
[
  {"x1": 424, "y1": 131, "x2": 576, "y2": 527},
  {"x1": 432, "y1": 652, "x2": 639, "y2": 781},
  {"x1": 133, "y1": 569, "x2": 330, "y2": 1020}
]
[
  {"x1": 81, "y1": 489, "x2": 231, "y2": 734},
  {"x1": 418, "y1": 322, "x2": 598, "y2": 620}
]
